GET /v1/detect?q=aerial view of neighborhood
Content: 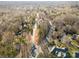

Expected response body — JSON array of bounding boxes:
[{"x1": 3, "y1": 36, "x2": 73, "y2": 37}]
[{"x1": 0, "y1": 1, "x2": 79, "y2": 58}]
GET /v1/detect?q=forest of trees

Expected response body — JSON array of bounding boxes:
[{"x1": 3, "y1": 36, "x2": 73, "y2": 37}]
[{"x1": 0, "y1": 1, "x2": 79, "y2": 58}]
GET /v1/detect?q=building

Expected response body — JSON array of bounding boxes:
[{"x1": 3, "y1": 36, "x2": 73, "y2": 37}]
[
  {"x1": 75, "y1": 52, "x2": 79, "y2": 58},
  {"x1": 49, "y1": 46, "x2": 68, "y2": 58}
]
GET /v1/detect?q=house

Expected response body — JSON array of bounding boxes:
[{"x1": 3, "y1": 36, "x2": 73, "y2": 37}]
[
  {"x1": 75, "y1": 52, "x2": 79, "y2": 58},
  {"x1": 72, "y1": 34, "x2": 77, "y2": 40},
  {"x1": 49, "y1": 46, "x2": 68, "y2": 58}
]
